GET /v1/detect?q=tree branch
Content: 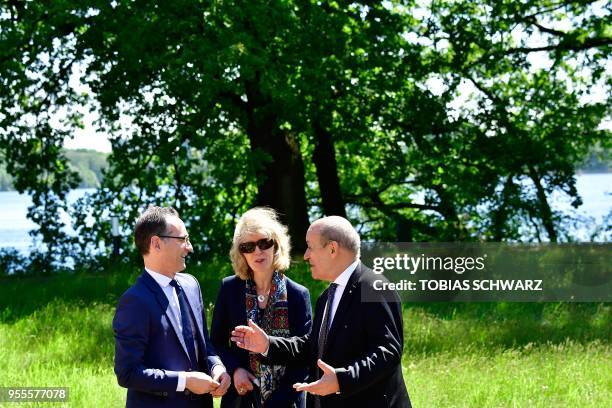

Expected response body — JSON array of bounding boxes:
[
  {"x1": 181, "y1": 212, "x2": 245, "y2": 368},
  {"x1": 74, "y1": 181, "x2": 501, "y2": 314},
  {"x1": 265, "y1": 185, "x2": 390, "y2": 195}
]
[
  {"x1": 526, "y1": 18, "x2": 567, "y2": 37},
  {"x1": 504, "y1": 36, "x2": 611, "y2": 55}
]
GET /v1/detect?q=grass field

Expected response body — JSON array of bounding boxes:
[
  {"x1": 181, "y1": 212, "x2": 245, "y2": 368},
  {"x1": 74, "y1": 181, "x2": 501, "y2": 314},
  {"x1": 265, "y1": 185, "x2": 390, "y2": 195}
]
[{"x1": 1, "y1": 264, "x2": 610, "y2": 407}]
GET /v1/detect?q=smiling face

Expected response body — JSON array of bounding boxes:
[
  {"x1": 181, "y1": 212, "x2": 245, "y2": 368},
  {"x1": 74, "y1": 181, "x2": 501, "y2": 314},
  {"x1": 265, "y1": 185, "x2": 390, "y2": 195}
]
[
  {"x1": 157, "y1": 215, "x2": 193, "y2": 275},
  {"x1": 240, "y1": 231, "x2": 275, "y2": 277}
]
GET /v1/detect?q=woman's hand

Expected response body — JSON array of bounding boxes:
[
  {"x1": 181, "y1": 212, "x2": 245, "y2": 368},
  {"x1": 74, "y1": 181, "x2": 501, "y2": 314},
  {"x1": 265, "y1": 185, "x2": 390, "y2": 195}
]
[{"x1": 233, "y1": 367, "x2": 257, "y2": 396}]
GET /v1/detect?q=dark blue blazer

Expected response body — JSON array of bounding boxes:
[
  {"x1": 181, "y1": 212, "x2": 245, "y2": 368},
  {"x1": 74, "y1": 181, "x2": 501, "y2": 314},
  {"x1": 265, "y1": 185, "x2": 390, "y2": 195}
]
[
  {"x1": 211, "y1": 275, "x2": 312, "y2": 408},
  {"x1": 113, "y1": 270, "x2": 223, "y2": 408}
]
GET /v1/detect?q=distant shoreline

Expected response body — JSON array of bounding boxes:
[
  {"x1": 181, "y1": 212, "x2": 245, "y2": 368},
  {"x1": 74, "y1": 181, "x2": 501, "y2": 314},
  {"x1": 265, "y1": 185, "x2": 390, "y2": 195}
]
[
  {"x1": 1, "y1": 170, "x2": 609, "y2": 192},
  {"x1": 576, "y1": 169, "x2": 611, "y2": 175},
  {"x1": 0, "y1": 148, "x2": 108, "y2": 192}
]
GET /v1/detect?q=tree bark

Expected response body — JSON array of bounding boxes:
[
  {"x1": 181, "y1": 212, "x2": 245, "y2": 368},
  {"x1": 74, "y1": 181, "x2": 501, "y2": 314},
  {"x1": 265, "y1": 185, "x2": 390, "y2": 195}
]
[
  {"x1": 312, "y1": 122, "x2": 347, "y2": 218},
  {"x1": 528, "y1": 166, "x2": 558, "y2": 242},
  {"x1": 245, "y1": 76, "x2": 310, "y2": 252}
]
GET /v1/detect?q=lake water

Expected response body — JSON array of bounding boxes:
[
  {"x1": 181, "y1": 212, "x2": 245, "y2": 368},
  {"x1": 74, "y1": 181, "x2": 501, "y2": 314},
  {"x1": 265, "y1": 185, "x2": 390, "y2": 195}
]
[
  {"x1": 0, "y1": 174, "x2": 610, "y2": 254},
  {"x1": 0, "y1": 189, "x2": 95, "y2": 253}
]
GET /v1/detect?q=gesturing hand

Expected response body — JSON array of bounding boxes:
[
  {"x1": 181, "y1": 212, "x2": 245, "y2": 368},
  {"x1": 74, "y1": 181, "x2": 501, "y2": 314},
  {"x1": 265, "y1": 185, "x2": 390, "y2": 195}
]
[
  {"x1": 233, "y1": 367, "x2": 257, "y2": 396},
  {"x1": 231, "y1": 319, "x2": 270, "y2": 354},
  {"x1": 293, "y1": 359, "x2": 340, "y2": 396}
]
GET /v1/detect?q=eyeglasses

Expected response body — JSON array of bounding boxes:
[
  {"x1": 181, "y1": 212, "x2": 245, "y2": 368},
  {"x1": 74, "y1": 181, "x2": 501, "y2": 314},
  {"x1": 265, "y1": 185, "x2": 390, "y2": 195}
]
[
  {"x1": 239, "y1": 238, "x2": 275, "y2": 254},
  {"x1": 158, "y1": 235, "x2": 191, "y2": 245}
]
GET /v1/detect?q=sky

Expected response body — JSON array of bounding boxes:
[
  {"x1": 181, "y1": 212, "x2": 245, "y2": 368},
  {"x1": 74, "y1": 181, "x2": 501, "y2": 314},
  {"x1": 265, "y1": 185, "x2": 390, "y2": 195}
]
[{"x1": 62, "y1": 110, "x2": 112, "y2": 153}]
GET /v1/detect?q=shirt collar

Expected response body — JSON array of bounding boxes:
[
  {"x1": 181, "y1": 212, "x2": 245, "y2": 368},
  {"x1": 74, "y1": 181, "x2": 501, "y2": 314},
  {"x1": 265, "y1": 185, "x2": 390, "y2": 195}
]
[
  {"x1": 145, "y1": 267, "x2": 173, "y2": 288},
  {"x1": 333, "y1": 259, "x2": 359, "y2": 288}
]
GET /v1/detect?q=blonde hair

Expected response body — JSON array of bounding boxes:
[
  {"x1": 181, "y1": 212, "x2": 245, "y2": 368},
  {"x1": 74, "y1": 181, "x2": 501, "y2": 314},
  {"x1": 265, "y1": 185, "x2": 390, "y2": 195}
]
[{"x1": 230, "y1": 207, "x2": 292, "y2": 279}]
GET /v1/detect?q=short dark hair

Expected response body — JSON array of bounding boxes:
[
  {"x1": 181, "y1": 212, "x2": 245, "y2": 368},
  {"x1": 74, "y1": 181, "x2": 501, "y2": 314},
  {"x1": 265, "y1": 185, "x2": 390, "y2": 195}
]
[{"x1": 134, "y1": 206, "x2": 179, "y2": 255}]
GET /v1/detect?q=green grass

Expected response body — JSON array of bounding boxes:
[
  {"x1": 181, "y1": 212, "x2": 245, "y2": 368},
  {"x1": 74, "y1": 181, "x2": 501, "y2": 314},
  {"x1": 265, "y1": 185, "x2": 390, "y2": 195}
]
[
  {"x1": 1, "y1": 266, "x2": 610, "y2": 407},
  {"x1": 405, "y1": 341, "x2": 610, "y2": 407}
]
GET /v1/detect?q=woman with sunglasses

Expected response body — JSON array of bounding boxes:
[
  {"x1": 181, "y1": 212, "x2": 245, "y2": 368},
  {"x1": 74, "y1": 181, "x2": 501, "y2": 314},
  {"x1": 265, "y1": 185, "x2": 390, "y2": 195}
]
[{"x1": 211, "y1": 207, "x2": 312, "y2": 408}]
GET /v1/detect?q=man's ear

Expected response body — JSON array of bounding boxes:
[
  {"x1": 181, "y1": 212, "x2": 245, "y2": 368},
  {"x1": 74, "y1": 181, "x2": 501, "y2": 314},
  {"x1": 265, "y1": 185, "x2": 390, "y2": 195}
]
[
  {"x1": 329, "y1": 241, "x2": 338, "y2": 255},
  {"x1": 151, "y1": 236, "x2": 161, "y2": 252}
]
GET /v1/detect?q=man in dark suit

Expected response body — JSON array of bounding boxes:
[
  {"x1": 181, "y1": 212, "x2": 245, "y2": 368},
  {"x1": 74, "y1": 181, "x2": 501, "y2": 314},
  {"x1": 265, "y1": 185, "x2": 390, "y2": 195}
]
[
  {"x1": 113, "y1": 206, "x2": 231, "y2": 407},
  {"x1": 231, "y1": 216, "x2": 411, "y2": 408}
]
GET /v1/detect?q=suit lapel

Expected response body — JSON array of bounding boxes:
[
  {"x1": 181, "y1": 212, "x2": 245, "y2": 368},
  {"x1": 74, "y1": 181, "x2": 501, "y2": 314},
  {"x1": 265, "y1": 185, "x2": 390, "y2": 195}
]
[
  {"x1": 326, "y1": 263, "x2": 362, "y2": 345},
  {"x1": 140, "y1": 271, "x2": 191, "y2": 361}
]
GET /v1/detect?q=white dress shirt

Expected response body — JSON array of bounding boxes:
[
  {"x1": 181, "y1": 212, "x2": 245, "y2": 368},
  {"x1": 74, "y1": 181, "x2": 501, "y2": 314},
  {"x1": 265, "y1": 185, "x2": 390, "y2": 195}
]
[
  {"x1": 321, "y1": 259, "x2": 359, "y2": 334},
  {"x1": 145, "y1": 268, "x2": 188, "y2": 392}
]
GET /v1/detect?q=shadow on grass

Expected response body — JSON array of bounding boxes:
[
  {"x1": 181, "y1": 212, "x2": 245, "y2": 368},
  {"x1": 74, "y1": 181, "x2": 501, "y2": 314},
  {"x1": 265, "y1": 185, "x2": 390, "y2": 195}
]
[
  {"x1": 2, "y1": 263, "x2": 609, "y2": 354},
  {"x1": 0, "y1": 267, "x2": 138, "y2": 323},
  {"x1": 0, "y1": 258, "x2": 322, "y2": 322}
]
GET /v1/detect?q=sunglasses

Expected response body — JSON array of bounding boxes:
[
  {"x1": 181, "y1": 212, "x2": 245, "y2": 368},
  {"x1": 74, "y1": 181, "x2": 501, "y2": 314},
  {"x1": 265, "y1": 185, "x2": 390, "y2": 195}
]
[{"x1": 239, "y1": 238, "x2": 275, "y2": 254}]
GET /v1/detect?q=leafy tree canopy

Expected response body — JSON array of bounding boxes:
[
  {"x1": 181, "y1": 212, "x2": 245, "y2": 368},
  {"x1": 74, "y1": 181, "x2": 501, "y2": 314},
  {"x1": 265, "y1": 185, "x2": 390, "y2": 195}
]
[{"x1": 0, "y1": 0, "x2": 609, "y2": 271}]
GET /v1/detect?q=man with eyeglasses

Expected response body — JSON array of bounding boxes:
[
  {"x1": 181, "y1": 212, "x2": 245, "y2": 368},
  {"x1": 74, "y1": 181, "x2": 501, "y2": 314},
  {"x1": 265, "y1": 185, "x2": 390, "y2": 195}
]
[
  {"x1": 231, "y1": 216, "x2": 411, "y2": 408},
  {"x1": 113, "y1": 206, "x2": 231, "y2": 408}
]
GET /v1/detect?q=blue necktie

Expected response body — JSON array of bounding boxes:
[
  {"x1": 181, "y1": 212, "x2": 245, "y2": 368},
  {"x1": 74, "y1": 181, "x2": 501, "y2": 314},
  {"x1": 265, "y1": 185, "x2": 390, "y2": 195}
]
[{"x1": 170, "y1": 279, "x2": 198, "y2": 369}]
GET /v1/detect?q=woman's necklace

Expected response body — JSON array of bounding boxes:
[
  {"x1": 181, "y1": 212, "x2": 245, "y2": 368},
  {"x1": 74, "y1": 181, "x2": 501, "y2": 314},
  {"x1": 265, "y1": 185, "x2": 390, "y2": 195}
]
[{"x1": 256, "y1": 275, "x2": 274, "y2": 303}]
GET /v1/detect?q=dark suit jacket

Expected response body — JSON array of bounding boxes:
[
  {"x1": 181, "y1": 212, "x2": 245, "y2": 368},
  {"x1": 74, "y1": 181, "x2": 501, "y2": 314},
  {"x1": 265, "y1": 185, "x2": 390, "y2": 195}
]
[
  {"x1": 113, "y1": 270, "x2": 223, "y2": 408},
  {"x1": 265, "y1": 263, "x2": 411, "y2": 408},
  {"x1": 211, "y1": 275, "x2": 312, "y2": 408}
]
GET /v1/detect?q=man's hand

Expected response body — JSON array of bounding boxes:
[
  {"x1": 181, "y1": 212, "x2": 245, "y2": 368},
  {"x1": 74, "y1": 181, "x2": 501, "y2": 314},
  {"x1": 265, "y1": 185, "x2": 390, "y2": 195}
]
[
  {"x1": 231, "y1": 319, "x2": 269, "y2": 354},
  {"x1": 293, "y1": 359, "x2": 340, "y2": 396},
  {"x1": 210, "y1": 365, "x2": 231, "y2": 398},
  {"x1": 233, "y1": 367, "x2": 257, "y2": 396},
  {"x1": 185, "y1": 371, "x2": 220, "y2": 395}
]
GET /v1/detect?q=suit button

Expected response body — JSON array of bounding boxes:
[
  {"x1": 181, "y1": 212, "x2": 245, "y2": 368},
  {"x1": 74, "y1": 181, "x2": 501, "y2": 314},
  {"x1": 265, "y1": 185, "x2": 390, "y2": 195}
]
[
  {"x1": 163, "y1": 392, "x2": 168, "y2": 396},
  {"x1": 185, "y1": 390, "x2": 191, "y2": 395},
  {"x1": 344, "y1": 324, "x2": 348, "y2": 329}
]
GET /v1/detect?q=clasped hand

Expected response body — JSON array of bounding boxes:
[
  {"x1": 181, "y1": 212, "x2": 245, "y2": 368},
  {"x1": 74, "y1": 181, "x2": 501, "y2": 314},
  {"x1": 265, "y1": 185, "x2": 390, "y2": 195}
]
[{"x1": 185, "y1": 365, "x2": 231, "y2": 397}]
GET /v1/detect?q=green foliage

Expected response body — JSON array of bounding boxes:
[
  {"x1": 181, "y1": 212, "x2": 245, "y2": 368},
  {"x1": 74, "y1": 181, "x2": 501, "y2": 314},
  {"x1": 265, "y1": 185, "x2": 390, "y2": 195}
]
[{"x1": 0, "y1": 1, "x2": 609, "y2": 268}]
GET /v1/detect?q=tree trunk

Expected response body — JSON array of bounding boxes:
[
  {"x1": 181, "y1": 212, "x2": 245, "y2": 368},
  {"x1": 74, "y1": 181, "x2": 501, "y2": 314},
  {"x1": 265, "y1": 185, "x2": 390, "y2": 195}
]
[
  {"x1": 528, "y1": 166, "x2": 558, "y2": 242},
  {"x1": 312, "y1": 122, "x2": 347, "y2": 218},
  {"x1": 245, "y1": 78, "x2": 310, "y2": 252},
  {"x1": 491, "y1": 176, "x2": 516, "y2": 241}
]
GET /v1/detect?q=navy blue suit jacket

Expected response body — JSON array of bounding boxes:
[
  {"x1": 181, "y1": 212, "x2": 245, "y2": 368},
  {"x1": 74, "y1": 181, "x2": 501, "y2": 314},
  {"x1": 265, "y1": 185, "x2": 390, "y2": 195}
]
[
  {"x1": 211, "y1": 275, "x2": 312, "y2": 408},
  {"x1": 113, "y1": 270, "x2": 222, "y2": 408}
]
